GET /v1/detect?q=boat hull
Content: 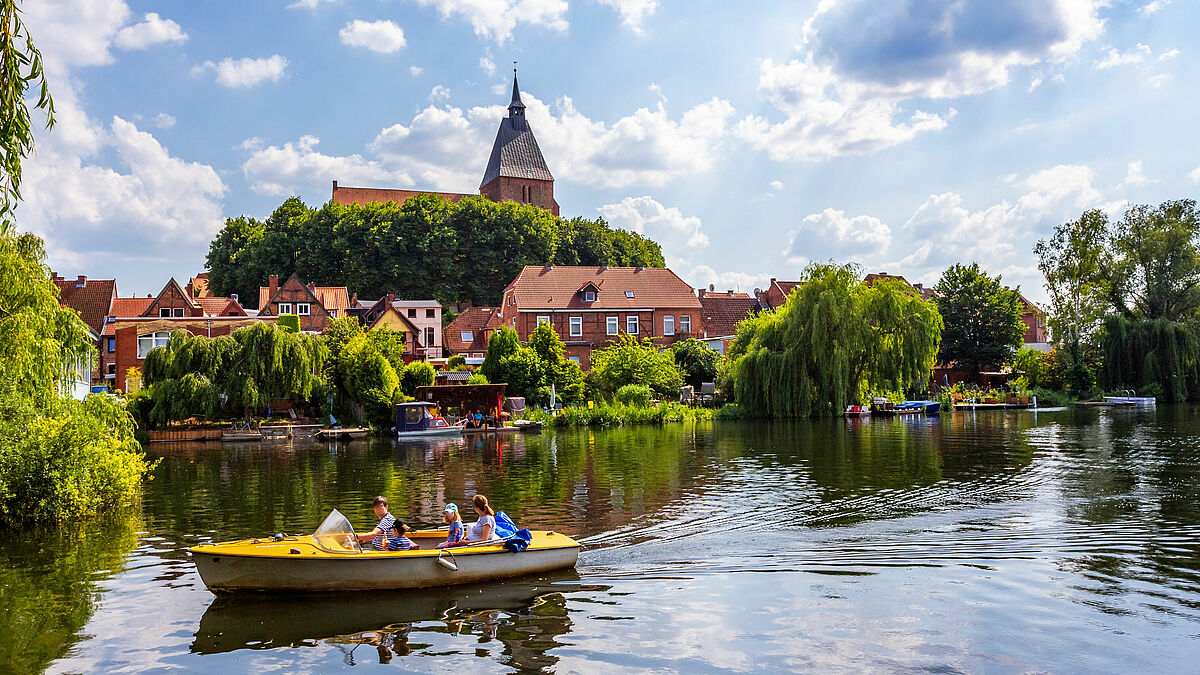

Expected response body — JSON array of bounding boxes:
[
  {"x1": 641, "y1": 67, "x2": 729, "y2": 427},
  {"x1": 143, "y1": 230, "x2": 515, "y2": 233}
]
[
  {"x1": 396, "y1": 427, "x2": 463, "y2": 438},
  {"x1": 190, "y1": 532, "x2": 579, "y2": 593}
]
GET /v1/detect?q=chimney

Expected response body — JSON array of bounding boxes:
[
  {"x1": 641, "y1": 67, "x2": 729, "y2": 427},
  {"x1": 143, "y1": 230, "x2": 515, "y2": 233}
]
[
  {"x1": 50, "y1": 270, "x2": 63, "y2": 282},
  {"x1": 727, "y1": 290, "x2": 735, "y2": 297},
  {"x1": 770, "y1": 277, "x2": 777, "y2": 283},
  {"x1": 230, "y1": 293, "x2": 239, "y2": 303},
  {"x1": 350, "y1": 292, "x2": 357, "y2": 307},
  {"x1": 332, "y1": 180, "x2": 338, "y2": 193},
  {"x1": 76, "y1": 275, "x2": 87, "y2": 288},
  {"x1": 544, "y1": 264, "x2": 553, "y2": 271},
  {"x1": 697, "y1": 288, "x2": 705, "y2": 298},
  {"x1": 307, "y1": 281, "x2": 317, "y2": 293},
  {"x1": 268, "y1": 274, "x2": 279, "y2": 299}
]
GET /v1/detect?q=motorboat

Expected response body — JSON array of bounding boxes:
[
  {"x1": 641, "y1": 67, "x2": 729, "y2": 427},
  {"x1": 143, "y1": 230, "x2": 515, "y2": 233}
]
[
  {"x1": 189, "y1": 510, "x2": 580, "y2": 593},
  {"x1": 895, "y1": 400, "x2": 941, "y2": 414},
  {"x1": 394, "y1": 401, "x2": 463, "y2": 438},
  {"x1": 844, "y1": 404, "x2": 870, "y2": 418}
]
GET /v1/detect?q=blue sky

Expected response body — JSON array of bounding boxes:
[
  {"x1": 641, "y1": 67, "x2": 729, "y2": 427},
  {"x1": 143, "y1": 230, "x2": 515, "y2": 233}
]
[{"x1": 22, "y1": 0, "x2": 1199, "y2": 302}]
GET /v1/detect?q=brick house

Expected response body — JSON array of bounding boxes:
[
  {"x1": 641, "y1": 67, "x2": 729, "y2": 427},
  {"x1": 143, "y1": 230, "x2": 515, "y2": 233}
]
[
  {"x1": 51, "y1": 272, "x2": 117, "y2": 383},
  {"x1": 498, "y1": 265, "x2": 702, "y2": 369},
  {"x1": 444, "y1": 307, "x2": 504, "y2": 358},
  {"x1": 760, "y1": 278, "x2": 803, "y2": 310},
  {"x1": 1019, "y1": 294, "x2": 1050, "y2": 347},
  {"x1": 257, "y1": 273, "x2": 352, "y2": 333},
  {"x1": 331, "y1": 71, "x2": 559, "y2": 217},
  {"x1": 109, "y1": 278, "x2": 254, "y2": 391},
  {"x1": 697, "y1": 289, "x2": 761, "y2": 353}
]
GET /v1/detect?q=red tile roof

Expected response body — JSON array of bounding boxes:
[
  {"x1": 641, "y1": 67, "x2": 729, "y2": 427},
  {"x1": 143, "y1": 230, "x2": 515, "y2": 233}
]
[
  {"x1": 772, "y1": 279, "x2": 802, "y2": 297},
  {"x1": 332, "y1": 185, "x2": 474, "y2": 208},
  {"x1": 444, "y1": 307, "x2": 502, "y2": 352},
  {"x1": 196, "y1": 297, "x2": 247, "y2": 316},
  {"x1": 52, "y1": 277, "x2": 116, "y2": 335},
  {"x1": 110, "y1": 297, "x2": 154, "y2": 317},
  {"x1": 700, "y1": 294, "x2": 760, "y2": 338},
  {"x1": 257, "y1": 284, "x2": 352, "y2": 312},
  {"x1": 505, "y1": 266, "x2": 701, "y2": 310}
]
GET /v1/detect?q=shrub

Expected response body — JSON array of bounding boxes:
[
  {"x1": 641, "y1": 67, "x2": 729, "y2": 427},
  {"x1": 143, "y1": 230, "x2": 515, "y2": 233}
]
[
  {"x1": 615, "y1": 384, "x2": 653, "y2": 406},
  {"x1": 467, "y1": 372, "x2": 490, "y2": 385},
  {"x1": 400, "y1": 361, "x2": 436, "y2": 396},
  {"x1": 277, "y1": 314, "x2": 301, "y2": 333},
  {"x1": 447, "y1": 354, "x2": 466, "y2": 370}
]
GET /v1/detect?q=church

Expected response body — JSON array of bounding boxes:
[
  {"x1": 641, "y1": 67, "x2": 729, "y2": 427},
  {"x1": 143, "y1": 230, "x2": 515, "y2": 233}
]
[{"x1": 331, "y1": 71, "x2": 560, "y2": 216}]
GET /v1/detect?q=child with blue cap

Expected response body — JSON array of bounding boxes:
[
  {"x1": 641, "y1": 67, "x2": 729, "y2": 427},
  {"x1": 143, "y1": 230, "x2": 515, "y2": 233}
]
[{"x1": 436, "y1": 503, "x2": 464, "y2": 549}]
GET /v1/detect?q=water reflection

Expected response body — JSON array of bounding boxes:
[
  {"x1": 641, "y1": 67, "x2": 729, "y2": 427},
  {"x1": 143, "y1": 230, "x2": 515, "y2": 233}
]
[{"x1": 3, "y1": 409, "x2": 1199, "y2": 672}]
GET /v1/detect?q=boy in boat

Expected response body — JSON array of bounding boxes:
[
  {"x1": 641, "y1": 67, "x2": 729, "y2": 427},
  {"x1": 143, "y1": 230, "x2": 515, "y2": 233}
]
[
  {"x1": 356, "y1": 496, "x2": 398, "y2": 551},
  {"x1": 435, "y1": 503, "x2": 464, "y2": 549},
  {"x1": 387, "y1": 521, "x2": 419, "y2": 551}
]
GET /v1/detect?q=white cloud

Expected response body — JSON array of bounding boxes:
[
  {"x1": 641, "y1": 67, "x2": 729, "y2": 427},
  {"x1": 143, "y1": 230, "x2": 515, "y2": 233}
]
[
  {"x1": 243, "y1": 88, "x2": 736, "y2": 197},
  {"x1": 429, "y1": 85, "x2": 451, "y2": 102},
  {"x1": 737, "y1": 0, "x2": 1105, "y2": 161},
  {"x1": 769, "y1": 180, "x2": 783, "y2": 191},
  {"x1": 339, "y1": 19, "x2": 406, "y2": 53},
  {"x1": 410, "y1": 65, "x2": 424, "y2": 76},
  {"x1": 1158, "y1": 48, "x2": 1180, "y2": 60},
  {"x1": 1140, "y1": 1, "x2": 1170, "y2": 16},
  {"x1": 113, "y1": 12, "x2": 187, "y2": 50},
  {"x1": 289, "y1": 0, "x2": 338, "y2": 8},
  {"x1": 413, "y1": 0, "x2": 568, "y2": 44},
  {"x1": 152, "y1": 113, "x2": 176, "y2": 129},
  {"x1": 598, "y1": 0, "x2": 658, "y2": 35},
  {"x1": 1027, "y1": 76, "x2": 1043, "y2": 92},
  {"x1": 242, "y1": 135, "x2": 407, "y2": 196},
  {"x1": 479, "y1": 56, "x2": 496, "y2": 76},
  {"x1": 20, "y1": 1, "x2": 228, "y2": 269},
  {"x1": 1188, "y1": 166, "x2": 1200, "y2": 183},
  {"x1": 1095, "y1": 43, "x2": 1152, "y2": 69},
  {"x1": 1123, "y1": 161, "x2": 1154, "y2": 187},
  {"x1": 886, "y1": 164, "x2": 1105, "y2": 289},
  {"x1": 787, "y1": 208, "x2": 891, "y2": 264},
  {"x1": 598, "y1": 196, "x2": 709, "y2": 267},
  {"x1": 195, "y1": 55, "x2": 288, "y2": 88}
]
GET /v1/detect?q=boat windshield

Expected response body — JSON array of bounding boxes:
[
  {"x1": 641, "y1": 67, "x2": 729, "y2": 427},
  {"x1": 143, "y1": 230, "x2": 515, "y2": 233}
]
[{"x1": 312, "y1": 509, "x2": 361, "y2": 553}]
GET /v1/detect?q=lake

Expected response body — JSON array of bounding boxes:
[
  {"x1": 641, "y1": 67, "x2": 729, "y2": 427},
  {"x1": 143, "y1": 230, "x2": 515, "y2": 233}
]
[{"x1": 3, "y1": 407, "x2": 1200, "y2": 673}]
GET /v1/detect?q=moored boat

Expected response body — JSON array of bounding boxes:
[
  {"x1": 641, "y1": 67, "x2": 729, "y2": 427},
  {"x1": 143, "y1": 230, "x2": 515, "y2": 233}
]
[
  {"x1": 314, "y1": 426, "x2": 371, "y2": 440},
  {"x1": 844, "y1": 404, "x2": 871, "y2": 418},
  {"x1": 189, "y1": 510, "x2": 579, "y2": 593},
  {"x1": 895, "y1": 400, "x2": 941, "y2": 414},
  {"x1": 395, "y1": 401, "x2": 463, "y2": 437}
]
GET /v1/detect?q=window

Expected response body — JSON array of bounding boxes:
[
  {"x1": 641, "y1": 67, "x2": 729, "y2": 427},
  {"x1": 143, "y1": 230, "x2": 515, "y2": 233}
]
[
  {"x1": 537, "y1": 315, "x2": 550, "y2": 326},
  {"x1": 583, "y1": 291, "x2": 596, "y2": 302},
  {"x1": 461, "y1": 331, "x2": 474, "y2": 343},
  {"x1": 568, "y1": 356, "x2": 580, "y2": 363},
  {"x1": 407, "y1": 308, "x2": 417, "y2": 318},
  {"x1": 106, "y1": 363, "x2": 116, "y2": 375},
  {"x1": 296, "y1": 303, "x2": 311, "y2": 315},
  {"x1": 159, "y1": 308, "x2": 171, "y2": 317},
  {"x1": 329, "y1": 309, "x2": 338, "y2": 318},
  {"x1": 471, "y1": 352, "x2": 484, "y2": 358},
  {"x1": 106, "y1": 337, "x2": 116, "y2": 353},
  {"x1": 426, "y1": 309, "x2": 436, "y2": 318},
  {"x1": 278, "y1": 303, "x2": 292, "y2": 314},
  {"x1": 680, "y1": 315, "x2": 691, "y2": 333},
  {"x1": 607, "y1": 316, "x2": 619, "y2": 335},
  {"x1": 626, "y1": 315, "x2": 639, "y2": 334},
  {"x1": 425, "y1": 326, "x2": 435, "y2": 347},
  {"x1": 173, "y1": 307, "x2": 185, "y2": 317},
  {"x1": 664, "y1": 315, "x2": 675, "y2": 336},
  {"x1": 137, "y1": 331, "x2": 171, "y2": 359},
  {"x1": 569, "y1": 316, "x2": 582, "y2": 337},
  {"x1": 625, "y1": 291, "x2": 635, "y2": 298}
]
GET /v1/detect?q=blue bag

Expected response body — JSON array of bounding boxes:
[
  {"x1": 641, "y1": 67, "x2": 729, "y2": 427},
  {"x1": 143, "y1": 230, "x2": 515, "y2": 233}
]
[
  {"x1": 503, "y1": 529, "x2": 532, "y2": 552},
  {"x1": 494, "y1": 511, "x2": 518, "y2": 538}
]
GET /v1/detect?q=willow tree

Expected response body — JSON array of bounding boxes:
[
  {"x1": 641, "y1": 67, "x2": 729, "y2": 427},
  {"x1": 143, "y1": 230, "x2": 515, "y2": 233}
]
[{"x1": 728, "y1": 263, "x2": 942, "y2": 417}]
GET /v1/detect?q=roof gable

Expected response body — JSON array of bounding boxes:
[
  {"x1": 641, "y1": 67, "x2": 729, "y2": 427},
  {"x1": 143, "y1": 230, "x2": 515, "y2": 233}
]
[
  {"x1": 700, "y1": 295, "x2": 761, "y2": 338},
  {"x1": 444, "y1": 307, "x2": 501, "y2": 351},
  {"x1": 144, "y1": 278, "x2": 198, "y2": 317}
]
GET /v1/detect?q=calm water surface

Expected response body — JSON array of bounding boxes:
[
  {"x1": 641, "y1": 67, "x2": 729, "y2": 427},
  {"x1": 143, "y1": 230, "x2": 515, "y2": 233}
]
[{"x1": 3, "y1": 407, "x2": 1200, "y2": 673}]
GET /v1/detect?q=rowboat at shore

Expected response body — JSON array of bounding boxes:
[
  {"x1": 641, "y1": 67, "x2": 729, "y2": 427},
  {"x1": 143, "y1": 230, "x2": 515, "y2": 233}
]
[{"x1": 189, "y1": 510, "x2": 580, "y2": 593}]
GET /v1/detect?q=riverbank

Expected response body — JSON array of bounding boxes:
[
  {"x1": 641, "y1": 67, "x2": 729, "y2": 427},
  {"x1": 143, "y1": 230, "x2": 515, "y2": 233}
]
[{"x1": 526, "y1": 402, "x2": 714, "y2": 427}]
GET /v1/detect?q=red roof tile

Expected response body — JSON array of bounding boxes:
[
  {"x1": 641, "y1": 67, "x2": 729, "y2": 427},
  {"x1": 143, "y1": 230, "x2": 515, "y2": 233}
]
[
  {"x1": 53, "y1": 277, "x2": 116, "y2": 335},
  {"x1": 700, "y1": 295, "x2": 760, "y2": 338},
  {"x1": 505, "y1": 266, "x2": 701, "y2": 311},
  {"x1": 257, "y1": 283, "x2": 352, "y2": 312},
  {"x1": 196, "y1": 297, "x2": 247, "y2": 316},
  {"x1": 444, "y1": 307, "x2": 502, "y2": 352},
  {"x1": 332, "y1": 185, "x2": 474, "y2": 208},
  {"x1": 111, "y1": 297, "x2": 154, "y2": 317}
]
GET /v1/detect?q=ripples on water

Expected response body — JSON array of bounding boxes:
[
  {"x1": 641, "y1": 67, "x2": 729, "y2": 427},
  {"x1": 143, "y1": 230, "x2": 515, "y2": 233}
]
[{"x1": 3, "y1": 407, "x2": 1200, "y2": 672}]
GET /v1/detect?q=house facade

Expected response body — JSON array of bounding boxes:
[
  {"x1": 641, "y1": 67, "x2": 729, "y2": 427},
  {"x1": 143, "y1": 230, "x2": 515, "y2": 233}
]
[
  {"x1": 444, "y1": 307, "x2": 503, "y2": 358},
  {"x1": 698, "y1": 289, "x2": 761, "y2": 353},
  {"x1": 760, "y1": 277, "x2": 803, "y2": 310},
  {"x1": 51, "y1": 272, "x2": 117, "y2": 383},
  {"x1": 357, "y1": 295, "x2": 443, "y2": 360},
  {"x1": 498, "y1": 265, "x2": 702, "y2": 369},
  {"x1": 257, "y1": 273, "x2": 352, "y2": 333},
  {"x1": 108, "y1": 278, "x2": 254, "y2": 391},
  {"x1": 331, "y1": 71, "x2": 559, "y2": 217}
]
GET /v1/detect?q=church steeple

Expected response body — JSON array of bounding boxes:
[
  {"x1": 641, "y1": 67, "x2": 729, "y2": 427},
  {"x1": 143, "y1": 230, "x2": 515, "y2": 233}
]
[{"x1": 508, "y1": 68, "x2": 526, "y2": 131}]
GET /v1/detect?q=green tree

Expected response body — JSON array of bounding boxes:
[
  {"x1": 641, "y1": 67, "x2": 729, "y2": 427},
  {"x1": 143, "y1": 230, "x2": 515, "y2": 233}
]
[
  {"x1": 447, "y1": 354, "x2": 466, "y2": 370},
  {"x1": 204, "y1": 215, "x2": 263, "y2": 307},
  {"x1": 480, "y1": 326, "x2": 522, "y2": 383},
  {"x1": 590, "y1": 335, "x2": 683, "y2": 399},
  {"x1": 728, "y1": 263, "x2": 942, "y2": 417},
  {"x1": 1107, "y1": 200, "x2": 1200, "y2": 321},
  {"x1": 934, "y1": 263, "x2": 1025, "y2": 378},
  {"x1": 670, "y1": 338, "x2": 720, "y2": 389},
  {"x1": 338, "y1": 332, "x2": 399, "y2": 427},
  {"x1": 1035, "y1": 209, "x2": 1109, "y2": 392},
  {"x1": 399, "y1": 360, "x2": 435, "y2": 396}
]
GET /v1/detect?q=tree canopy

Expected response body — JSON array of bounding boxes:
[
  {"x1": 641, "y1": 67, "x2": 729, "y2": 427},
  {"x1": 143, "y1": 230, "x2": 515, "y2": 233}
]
[
  {"x1": 205, "y1": 195, "x2": 666, "y2": 307},
  {"x1": 479, "y1": 324, "x2": 584, "y2": 406},
  {"x1": 727, "y1": 263, "x2": 942, "y2": 417},
  {"x1": 934, "y1": 263, "x2": 1026, "y2": 376},
  {"x1": 589, "y1": 334, "x2": 683, "y2": 400}
]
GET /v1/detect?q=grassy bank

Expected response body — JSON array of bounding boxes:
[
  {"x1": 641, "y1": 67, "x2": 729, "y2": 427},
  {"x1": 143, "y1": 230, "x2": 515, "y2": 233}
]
[{"x1": 527, "y1": 402, "x2": 714, "y2": 427}]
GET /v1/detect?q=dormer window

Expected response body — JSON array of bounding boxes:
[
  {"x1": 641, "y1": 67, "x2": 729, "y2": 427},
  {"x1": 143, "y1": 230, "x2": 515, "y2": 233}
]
[
  {"x1": 583, "y1": 291, "x2": 596, "y2": 302},
  {"x1": 625, "y1": 291, "x2": 635, "y2": 298}
]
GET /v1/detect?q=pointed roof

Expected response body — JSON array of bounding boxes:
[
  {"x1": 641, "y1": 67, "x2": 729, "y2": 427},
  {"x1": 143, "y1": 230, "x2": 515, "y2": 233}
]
[{"x1": 480, "y1": 71, "x2": 553, "y2": 187}]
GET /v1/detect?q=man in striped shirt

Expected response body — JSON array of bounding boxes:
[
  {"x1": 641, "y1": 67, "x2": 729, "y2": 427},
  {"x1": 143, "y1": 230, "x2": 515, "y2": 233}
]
[{"x1": 356, "y1": 496, "x2": 397, "y2": 550}]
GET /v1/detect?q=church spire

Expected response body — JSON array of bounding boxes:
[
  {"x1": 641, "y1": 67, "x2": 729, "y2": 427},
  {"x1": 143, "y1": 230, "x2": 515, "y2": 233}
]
[{"x1": 508, "y1": 68, "x2": 526, "y2": 130}]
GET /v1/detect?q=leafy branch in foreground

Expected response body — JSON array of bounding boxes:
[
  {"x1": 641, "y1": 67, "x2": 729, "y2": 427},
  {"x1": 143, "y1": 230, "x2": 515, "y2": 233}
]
[{"x1": 0, "y1": 0, "x2": 55, "y2": 233}]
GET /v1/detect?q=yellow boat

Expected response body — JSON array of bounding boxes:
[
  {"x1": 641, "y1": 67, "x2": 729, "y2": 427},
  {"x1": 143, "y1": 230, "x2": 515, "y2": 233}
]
[{"x1": 189, "y1": 510, "x2": 581, "y2": 593}]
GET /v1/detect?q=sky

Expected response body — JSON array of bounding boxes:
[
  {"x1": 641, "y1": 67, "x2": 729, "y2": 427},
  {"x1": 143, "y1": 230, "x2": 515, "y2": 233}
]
[{"x1": 20, "y1": 0, "x2": 1200, "y2": 302}]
